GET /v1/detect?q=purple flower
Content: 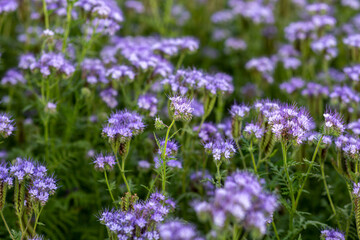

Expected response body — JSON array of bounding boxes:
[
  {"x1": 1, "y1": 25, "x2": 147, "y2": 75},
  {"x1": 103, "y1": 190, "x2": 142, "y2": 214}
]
[
  {"x1": 244, "y1": 123, "x2": 265, "y2": 139},
  {"x1": 0, "y1": 162, "x2": 13, "y2": 186},
  {"x1": 106, "y1": 65, "x2": 135, "y2": 82},
  {"x1": 194, "y1": 171, "x2": 277, "y2": 235},
  {"x1": 311, "y1": 15, "x2": 336, "y2": 29},
  {"x1": 342, "y1": 0, "x2": 360, "y2": 9},
  {"x1": 267, "y1": 104, "x2": 314, "y2": 144},
  {"x1": 0, "y1": 0, "x2": 18, "y2": 13},
  {"x1": 18, "y1": 53, "x2": 37, "y2": 70},
  {"x1": 280, "y1": 77, "x2": 305, "y2": 94},
  {"x1": 138, "y1": 94, "x2": 158, "y2": 117},
  {"x1": 93, "y1": 154, "x2": 116, "y2": 171},
  {"x1": 301, "y1": 82, "x2": 329, "y2": 97},
  {"x1": 344, "y1": 34, "x2": 360, "y2": 48},
  {"x1": 169, "y1": 96, "x2": 194, "y2": 121},
  {"x1": 344, "y1": 65, "x2": 360, "y2": 82},
  {"x1": 281, "y1": 57, "x2": 301, "y2": 70},
  {"x1": 330, "y1": 85, "x2": 360, "y2": 104},
  {"x1": 100, "y1": 88, "x2": 118, "y2": 109},
  {"x1": 45, "y1": 102, "x2": 57, "y2": 114},
  {"x1": 285, "y1": 21, "x2": 315, "y2": 42},
  {"x1": 99, "y1": 193, "x2": 174, "y2": 239},
  {"x1": 311, "y1": 35, "x2": 338, "y2": 60},
  {"x1": 204, "y1": 139, "x2": 236, "y2": 161},
  {"x1": 1, "y1": 69, "x2": 26, "y2": 86},
  {"x1": 138, "y1": 160, "x2": 151, "y2": 170},
  {"x1": 323, "y1": 110, "x2": 345, "y2": 135},
  {"x1": 347, "y1": 119, "x2": 360, "y2": 134},
  {"x1": 37, "y1": 52, "x2": 75, "y2": 77},
  {"x1": 353, "y1": 182, "x2": 360, "y2": 197},
  {"x1": 194, "y1": 123, "x2": 222, "y2": 143},
  {"x1": 81, "y1": 58, "x2": 108, "y2": 84},
  {"x1": 159, "y1": 220, "x2": 204, "y2": 240},
  {"x1": 152, "y1": 37, "x2": 199, "y2": 56},
  {"x1": 321, "y1": 229, "x2": 345, "y2": 240},
  {"x1": 0, "y1": 113, "x2": 15, "y2": 138},
  {"x1": 306, "y1": 3, "x2": 331, "y2": 14},
  {"x1": 224, "y1": 37, "x2": 247, "y2": 51},
  {"x1": 125, "y1": 0, "x2": 144, "y2": 13},
  {"x1": 211, "y1": 10, "x2": 234, "y2": 23},
  {"x1": 102, "y1": 110, "x2": 145, "y2": 143},
  {"x1": 28, "y1": 175, "x2": 57, "y2": 205},
  {"x1": 246, "y1": 57, "x2": 274, "y2": 84},
  {"x1": 229, "y1": 104, "x2": 250, "y2": 119}
]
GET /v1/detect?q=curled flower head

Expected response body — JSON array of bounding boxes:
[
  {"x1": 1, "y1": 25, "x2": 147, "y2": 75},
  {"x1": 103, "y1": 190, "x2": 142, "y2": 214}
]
[
  {"x1": 93, "y1": 154, "x2": 116, "y2": 171},
  {"x1": 0, "y1": 113, "x2": 15, "y2": 138},
  {"x1": 244, "y1": 122, "x2": 265, "y2": 140},
  {"x1": 204, "y1": 139, "x2": 236, "y2": 162},
  {"x1": 169, "y1": 95, "x2": 193, "y2": 121},
  {"x1": 28, "y1": 175, "x2": 57, "y2": 205},
  {"x1": 320, "y1": 228, "x2": 345, "y2": 240},
  {"x1": 323, "y1": 110, "x2": 345, "y2": 136},
  {"x1": 102, "y1": 110, "x2": 145, "y2": 143},
  {"x1": 229, "y1": 104, "x2": 250, "y2": 120}
]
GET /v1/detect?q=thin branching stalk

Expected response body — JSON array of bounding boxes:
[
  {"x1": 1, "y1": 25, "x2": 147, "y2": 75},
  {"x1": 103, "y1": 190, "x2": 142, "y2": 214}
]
[
  {"x1": 161, "y1": 119, "x2": 175, "y2": 193},
  {"x1": 1, "y1": 211, "x2": 15, "y2": 240}
]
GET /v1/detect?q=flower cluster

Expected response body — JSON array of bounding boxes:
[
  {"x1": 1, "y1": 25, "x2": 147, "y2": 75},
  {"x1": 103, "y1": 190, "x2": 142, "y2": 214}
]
[
  {"x1": 320, "y1": 229, "x2": 345, "y2": 240},
  {"x1": 81, "y1": 58, "x2": 108, "y2": 85},
  {"x1": 154, "y1": 140, "x2": 182, "y2": 169},
  {"x1": 323, "y1": 110, "x2": 345, "y2": 136},
  {"x1": 266, "y1": 104, "x2": 314, "y2": 144},
  {"x1": 0, "y1": 113, "x2": 15, "y2": 138},
  {"x1": 204, "y1": 139, "x2": 236, "y2": 162},
  {"x1": 100, "y1": 88, "x2": 118, "y2": 109},
  {"x1": 245, "y1": 57, "x2": 274, "y2": 84},
  {"x1": 138, "y1": 94, "x2": 158, "y2": 117},
  {"x1": 280, "y1": 77, "x2": 305, "y2": 94},
  {"x1": 194, "y1": 171, "x2": 277, "y2": 235},
  {"x1": 99, "y1": 193, "x2": 175, "y2": 239},
  {"x1": 158, "y1": 220, "x2": 204, "y2": 240},
  {"x1": 169, "y1": 96, "x2": 194, "y2": 121},
  {"x1": 229, "y1": 104, "x2": 250, "y2": 120},
  {"x1": 244, "y1": 123, "x2": 265, "y2": 140},
  {"x1": 35, "y1": 52, "x2": 75, "y2": 77},
  {"x1": 102, "y1": 110, "x2": 145, "y2": 143},
  {"x1": 1, "y1": 69, "x2": 26, "y2": 86},
  {"x1": 93, "y1": 154, "x2": 116, "y2": 171}
]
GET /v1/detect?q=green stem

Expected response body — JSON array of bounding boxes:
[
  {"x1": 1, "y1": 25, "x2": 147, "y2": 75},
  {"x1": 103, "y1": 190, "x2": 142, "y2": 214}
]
[
  {"x1": 161, "y1": 120, "x2": 175, "y2": 194},
  {"x1": 42, "y1": 0, "x2": 49, "y2": 29},
  {"x1": 281, "y1": 141, "x2": 295, "y2": 230},
  {"x1": 249, "y1": 139, "x2": 258, "y2": 174},
  {"x1": 295, "y1": 135, "x2": 323, "y2": 209},
  {"x1": 320, "y1": 159, "x2": 341, "y2": 229},
  {"x1": 62, "y1": 2, "x2": 73, "y2": 53},
  {"x1": 1, "y1": 211, "x2": 15, "y2": 240},
  {"x1": 235, "y1": 140, "x2": 246, "y2": 168},
  {"x1": 216, "y1": 162, "x2": 222, "y2": 188},
  {"x1": 33, "y1": 206, "x2": 44, "y2": 235},
  {"x1": 272, "y1": 221, "x2": 280, "y2": 240},
  {"x1": 104, "y1": 171, "x2": 116, "y2": 205}
]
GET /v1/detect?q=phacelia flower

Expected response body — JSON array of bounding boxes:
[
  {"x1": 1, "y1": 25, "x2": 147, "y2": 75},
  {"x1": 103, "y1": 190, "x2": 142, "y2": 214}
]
[
  {"x1": 194, "y1": 171, "x2": 277, "y2": 235},
  {"x1": 225, "y1": 37, "x2": 247, "y2": 51},
  {"x1": 102, "y1": 110, "x2": 145, "y2": 143},
  {"x1": 45, "y1": 102, "x2": 57, "y2": 114},
  {"x1": 125, "y1": 0, "x2": 144, "y2": 13},
  {"x1": 0, "y1": 113, "x2": 14, "y2": 138},
  {"x1": 343, "y1": 34, "x2": 360, "y2": 48},
  {"x1": 158, "y1": 220, "x2": 204, "y2": 240},
  {"x1": 106, "y1": 65, "x2": 135, "y2": 83},
  {"x1": 169, "y1": 96, "x2": 193, "y2": 121},
  {"x1": 81, "y1": 58, "x2": 108, "y2": 85},
  {"x1": 229, "y1": 104, "x2": 250, "y2": 120},
  {"x1": 311, "y1": 35, "x2": 338, "y2": 60},
  {"x1": 1, "y1": 69, "x2": 26, "y2": 86},
  {"x1": 301, "y1": 82, "x2": 329, "y2": 97},
  {"x1": 280, "y1": 77, "x2": 305, "y2": 94},
  {"x1": 245, "y1": 57, "x2": 274, "y2": 84},
  {"x1": 320, "y1": 229, "x2": 345, "y2": 240},
  {"x1": 100, "y1": 88, "x2": 118, "y2": 109},
  {"x1": 28, "y1": 175, "x2": 57, "y2": 205},
  {"x1": 204, "y1": 139, "x2": 236, "y2": 162},
  {"x1": 93, "y1": 154, "x2": 116, "y2": 171},
  {"x1": 344, "y1": 65, "x2": 360, "y2": 82},
  {"x1": 323, "y1": 110, "x2": 345, "y2": 136},
  {"x1": 244, "y1": 123, "x2": 265, "y2": 140},
  {"x1": 138, "y1": 94, "x2": 158, "y2": 117},
  {"x1": 99, "y1": 193, "x2": 174, "y2": 239},
  {"x1": 18, "y1": 53, "x2": 37, "y2": 70}
]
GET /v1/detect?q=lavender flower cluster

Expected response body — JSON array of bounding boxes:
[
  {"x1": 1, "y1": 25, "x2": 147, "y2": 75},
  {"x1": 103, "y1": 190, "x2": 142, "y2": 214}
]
[
  {"x1": 99, "y1": 193, "x2": 175, "y2": 239},
  {"x1": 194, "y1": 171, "x2": 277, "y2": 235}
]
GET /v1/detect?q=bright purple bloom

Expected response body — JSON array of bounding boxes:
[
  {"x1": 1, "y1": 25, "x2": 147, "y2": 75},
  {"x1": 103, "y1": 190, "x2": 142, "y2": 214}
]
[
  {"x1": 306, "y1": 3, "x2": 331, "y2": 14},
  {"x1": 0, "y1": 162, "x2": 13, "y2": 186},
  {"x1": 18, "y1": 53, "x2": 37, "y2": 70},
  {"x1": 125, "y1": 0, "x2": 144, "y2": 13},
  {"x1": 138, "y1": 160, "x2": 151, "y2": 170},
  {"x1": 0, "y1": 0, "x2": 18, "y2": 13},
  {"x1": 246, "y1": 57, "x2": 274, "y2": 84},
  {"x1": 169, "y1": 96, "x2": 193, "y2": 121},
  {"x1": 323, "y1": 110, "x2": 345, "y2": 135},
  {"x1": 37, "y1": 52, "x2": 75, "y2": 77},
  {"x1": 194, "y1": 123, "x2": 222, "y2": 143},
  {"x1": 211, "y1": 10, "x2": 234, "y2": 23},
  {"x1": 301, "y1": 82, "x2": 329, "y2": 97},
  {"x1": 311, "y1": 35, "x2": 338, "y2": 60},
  {"x1": 152, "y1": 37, "x2": 199, "y2": 56},
  {"x1": 0, "y1": 113, "x2": 14, "y2": 138},
  {"x1": 225, "y1": 37, "x2": 247, "y2": 51},
  {"x1": 93, "y1": 154, "x2": 116, "y2": 171},
  {"x1": 229, "y1": 104, "x2": 250, "y2": 119},
  {"x1": 321, "y1": 229, "x2": 345, "y2": 240},
  {"x1": 102, "y1": 110, "x2": 145, "y2": 143},
  {"x1": 344, "y1": 65, "x2": 360, "y2": 82},
  {"x1": 204, "y1": 139, "x2": 236, "y2": 161},
  {"x1": 343, "y1": 34, "x2": 360, "y2": 48},
  {"x1": 28, "y1": 175, "x2": 57, "y2": 205},
  {"x1": 311, "y1": 15, "x2": 336, "y2": 29},
  {"x1": 99, "y1": 193, "x2": 174, "y2": 239},
  {"x1": 330, "y1": 85, "x2": 360, "y2": 104},
  {"x1": 244, "y1": 123, "x2": 265, "y2": 139}
]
